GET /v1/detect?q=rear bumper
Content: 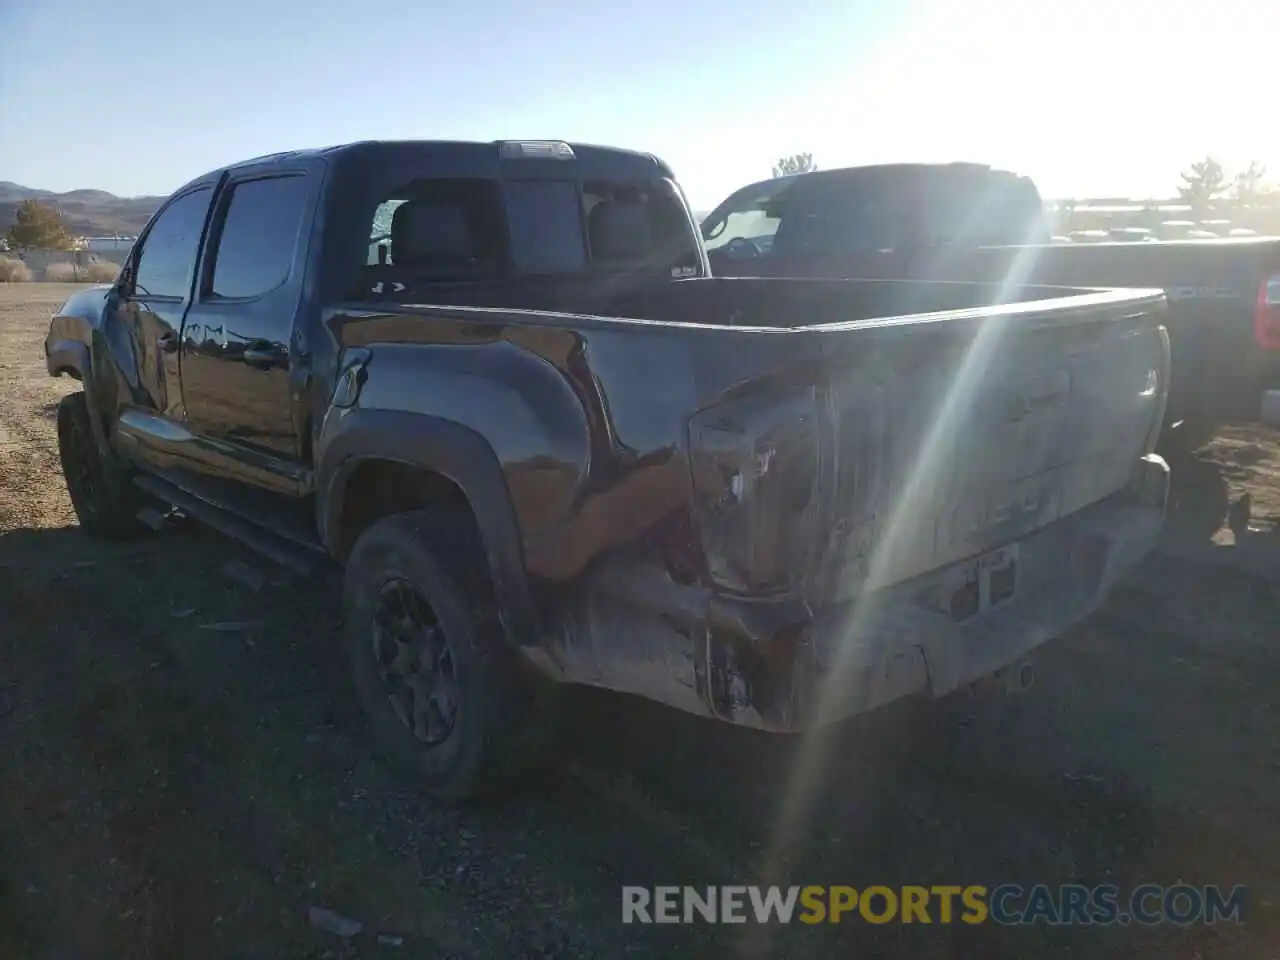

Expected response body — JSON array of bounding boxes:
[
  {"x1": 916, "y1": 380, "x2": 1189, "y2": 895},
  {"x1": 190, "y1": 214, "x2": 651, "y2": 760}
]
[
  {"x1": 543, "y1": 456, "x2": 1168, "y2": 732},
  {"x1": 703, "y1": 454, "x2": 1169, "y2": 730}
]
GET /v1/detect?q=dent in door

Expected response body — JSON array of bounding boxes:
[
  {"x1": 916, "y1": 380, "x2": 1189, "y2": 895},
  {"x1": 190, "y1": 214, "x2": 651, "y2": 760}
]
[{"x1": 116, "y1": 296, "x2": 185, "y2": 420}]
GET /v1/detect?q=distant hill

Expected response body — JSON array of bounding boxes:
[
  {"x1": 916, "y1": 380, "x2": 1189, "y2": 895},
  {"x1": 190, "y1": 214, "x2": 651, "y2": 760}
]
[{"x1": 0, "y1": 181, "x2": 163, "y2": 238}]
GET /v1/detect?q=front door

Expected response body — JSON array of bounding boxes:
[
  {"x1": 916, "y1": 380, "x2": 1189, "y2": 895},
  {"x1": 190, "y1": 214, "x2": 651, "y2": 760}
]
[
  {"x1": 108, "y1": 186, "x2": 213, "y2": 463},
  {"x1": 178, "y1": 171, "x2": 312, "y2": 482}
]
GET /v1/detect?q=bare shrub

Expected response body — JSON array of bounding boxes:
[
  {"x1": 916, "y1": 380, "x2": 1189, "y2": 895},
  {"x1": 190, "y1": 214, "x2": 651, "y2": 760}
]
[
  {"x1": 85, "y1": 260, "x2": 121, "y2": 283},
  {"x1": 43, "y1": 262, "x2": 81, "y2": 282},
  {"x1": 0, "y1": 257, "x2": 33, "y2": 282}
]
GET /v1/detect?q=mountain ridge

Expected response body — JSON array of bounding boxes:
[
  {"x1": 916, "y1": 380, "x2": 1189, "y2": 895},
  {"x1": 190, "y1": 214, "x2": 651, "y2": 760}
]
[
  {"x1": 0, "y1": 181, "x2": 163, "y2": 237},
  {"x1": 0, "y1": 180, "x2": 715, "y2": 239}
]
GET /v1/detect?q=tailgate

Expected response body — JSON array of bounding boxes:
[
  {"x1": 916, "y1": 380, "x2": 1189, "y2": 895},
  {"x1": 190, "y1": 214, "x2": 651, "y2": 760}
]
[{"x1": 814, "y1": 295, "x2": 1168, "y2": 598}]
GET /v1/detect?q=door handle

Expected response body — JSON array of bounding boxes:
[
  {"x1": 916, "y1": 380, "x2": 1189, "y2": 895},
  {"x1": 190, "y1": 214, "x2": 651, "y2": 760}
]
[
  {"x1": 241, "y1": 342, "x2": 287, "y2": 370},
  {"x1": 157, "y1": 331, "x2": 179, "y2": 353}
]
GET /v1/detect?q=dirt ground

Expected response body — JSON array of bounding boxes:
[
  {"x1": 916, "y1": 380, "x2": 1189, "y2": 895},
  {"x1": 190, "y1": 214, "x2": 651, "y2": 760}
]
[{"x1": 2, "y1": 282, "x2": 1280, "y2": 959}]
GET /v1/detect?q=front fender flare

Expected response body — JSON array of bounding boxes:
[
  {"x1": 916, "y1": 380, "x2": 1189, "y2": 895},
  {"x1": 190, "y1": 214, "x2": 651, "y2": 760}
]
[
  {"x1": 317, "y1": 408, "x2": 541, "y2": 650},
  {"x1": 46, "y1": 338, "x2": 90, "y2": 382},
  {"x1": 45, "y1": 338, "x2": 111, "y2": 453}
]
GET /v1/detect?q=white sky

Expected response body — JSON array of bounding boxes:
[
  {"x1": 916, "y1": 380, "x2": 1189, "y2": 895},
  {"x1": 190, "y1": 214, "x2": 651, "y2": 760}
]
[
  {"x1": 670, "y1": 0, "x2": 1280, "y2": 208},
  {"x1": 2, "y1": 0, "x2": 1275, "y2": 208}
]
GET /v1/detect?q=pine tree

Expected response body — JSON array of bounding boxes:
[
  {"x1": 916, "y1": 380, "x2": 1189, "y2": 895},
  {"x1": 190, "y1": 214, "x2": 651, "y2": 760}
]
[
  {"x1": 5, "y1": 200, "x2": 74, "y2": 250},
  {"x1": 772, "y1": 153, "x2": 817, "y2": 178}
]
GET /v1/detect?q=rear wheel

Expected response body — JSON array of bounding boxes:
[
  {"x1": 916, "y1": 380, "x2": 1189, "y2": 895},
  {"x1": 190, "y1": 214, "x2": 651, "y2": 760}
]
[
  {"x1": 343, "y1": 508, "x2": 554, "y2": 803},
  {"x1": 56, "y1": 392, "x2": 144, "y2": 539}
]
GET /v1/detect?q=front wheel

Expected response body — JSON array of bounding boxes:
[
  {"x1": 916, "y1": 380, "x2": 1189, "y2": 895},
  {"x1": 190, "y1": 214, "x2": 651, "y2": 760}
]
[
  {"x1": 343, "y1": 508, "x2": 554, "y2": 803},
  {"x1": 56, "y1": 392, "x2": 144, "y2": 539}
]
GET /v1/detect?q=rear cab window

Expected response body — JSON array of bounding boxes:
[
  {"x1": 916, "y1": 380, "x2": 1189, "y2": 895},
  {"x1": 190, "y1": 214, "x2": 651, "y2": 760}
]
[
  {"x1": 505, "y1": 180, "x2": 587, "y2": 273},
  {"x1": 356, "y1": 162, "x2": 700, "y2": 300}
]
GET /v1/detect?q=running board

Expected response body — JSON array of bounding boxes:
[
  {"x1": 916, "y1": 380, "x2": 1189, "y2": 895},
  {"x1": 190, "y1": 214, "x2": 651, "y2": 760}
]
[{"x1": 132, "y1": 473, "x2": 330, "y2": 576}]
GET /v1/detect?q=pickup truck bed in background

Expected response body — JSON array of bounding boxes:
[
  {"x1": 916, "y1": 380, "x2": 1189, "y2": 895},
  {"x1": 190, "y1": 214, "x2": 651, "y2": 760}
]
[
  {"x1": 703, "y1": 164, "x2": 1280, "y2": 452},
  {"x1": 44, "y1": 140, "x2": 1171, "y2": 799}
]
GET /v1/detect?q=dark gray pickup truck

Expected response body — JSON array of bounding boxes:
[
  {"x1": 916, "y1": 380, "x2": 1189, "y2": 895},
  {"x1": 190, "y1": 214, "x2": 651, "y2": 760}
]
[
  {"x1": 45, "y1": 140, "x2": 1170, "y2": 800},
  {"x1": 703, "y1": 163, "x2": 1280, "y2": 453}
]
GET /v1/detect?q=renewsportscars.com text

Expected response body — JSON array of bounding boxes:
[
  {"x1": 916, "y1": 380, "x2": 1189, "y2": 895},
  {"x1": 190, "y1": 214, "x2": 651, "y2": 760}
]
[{"x1": 621, "y1": 884, "x2": 1246, "y2": 926}]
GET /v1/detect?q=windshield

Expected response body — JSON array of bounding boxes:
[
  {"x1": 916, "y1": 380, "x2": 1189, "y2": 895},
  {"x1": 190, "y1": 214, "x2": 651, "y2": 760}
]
[{"x1": 701, "y1": 181, "x2": 788, "y2": 255}]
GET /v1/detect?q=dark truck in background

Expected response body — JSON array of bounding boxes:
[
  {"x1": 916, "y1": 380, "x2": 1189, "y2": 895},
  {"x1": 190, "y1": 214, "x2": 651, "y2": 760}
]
[
  {"x1": 703, "y1": 163, "x2": 1280, "y2": 452},
  {"x1": 46, "y1": 140, "x2": 1169, "y2": 801}
]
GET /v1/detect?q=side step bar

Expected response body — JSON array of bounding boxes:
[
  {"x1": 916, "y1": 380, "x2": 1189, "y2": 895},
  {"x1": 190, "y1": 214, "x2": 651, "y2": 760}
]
[{"x1": 132, "y1": 473, "x2": 330, "y2": 576}]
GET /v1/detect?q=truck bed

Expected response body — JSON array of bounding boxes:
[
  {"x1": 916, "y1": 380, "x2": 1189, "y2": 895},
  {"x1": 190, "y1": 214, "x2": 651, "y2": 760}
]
[
  {"x1": 338, "y1": 276, "x2": 1168, "y2": 601},
  {"x1": 360, "y1": 274, "x2": 1142, "y2": 326}
]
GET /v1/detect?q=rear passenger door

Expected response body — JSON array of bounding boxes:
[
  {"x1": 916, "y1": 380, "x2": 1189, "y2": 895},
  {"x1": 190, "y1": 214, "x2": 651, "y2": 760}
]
[{"x1": 178, "y1": 169, "x2": 313, "y2": 489}]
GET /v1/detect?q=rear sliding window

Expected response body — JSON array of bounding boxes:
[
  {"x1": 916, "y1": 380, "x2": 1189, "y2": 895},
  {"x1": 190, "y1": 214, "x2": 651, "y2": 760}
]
[
  {"x1": 358, "y1": 177, "x2": 697, "y2": 299},
  {"x1": 505, "y1": 181, "x2": 586, "y2": 273}
]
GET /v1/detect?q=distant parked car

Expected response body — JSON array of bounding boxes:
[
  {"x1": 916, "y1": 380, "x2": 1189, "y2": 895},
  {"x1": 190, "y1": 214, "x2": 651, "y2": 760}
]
[{"x1": 703, "y1": 163, "x2": 1280, "y2": 453}]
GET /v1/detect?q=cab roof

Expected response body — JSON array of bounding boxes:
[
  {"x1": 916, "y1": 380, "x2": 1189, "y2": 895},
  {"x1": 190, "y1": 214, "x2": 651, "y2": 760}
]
[{"x1": 175, "y1": 139, "x2": 674, "y2": 195}]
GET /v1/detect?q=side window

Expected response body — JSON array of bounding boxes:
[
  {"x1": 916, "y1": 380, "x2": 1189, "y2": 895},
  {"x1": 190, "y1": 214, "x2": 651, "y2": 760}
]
[
  {"x1": 774, "y1": 186, "x2": 904, "y2": 256},
  {"x1": 210, "y1": 176, "x2": 309, "y2": 299},
  {"x1": 133, "y1": 187, "x2": 212, "y2": 298}
]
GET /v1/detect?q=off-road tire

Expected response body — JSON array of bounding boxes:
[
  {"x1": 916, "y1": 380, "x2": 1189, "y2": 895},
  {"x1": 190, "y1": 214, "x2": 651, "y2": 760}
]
[
  {"x1": 56, "y1": 392, "x2": 144, "y2": 539},
  {"x1": 344, "y1": 507, "x2": 555, "y2": 803}
]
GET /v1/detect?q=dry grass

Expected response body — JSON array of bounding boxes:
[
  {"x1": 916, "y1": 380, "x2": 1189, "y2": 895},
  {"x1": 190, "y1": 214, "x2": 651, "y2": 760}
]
[
  {"x1": 41, "y1": 262, "x2": 80, "y2": 282},
  {"x1": 0, "y1": 257, "x2": 33, "y2": 283},
  {"x1": 84, "y1": 260, "x2": 121, "y2": 283},
  {"x1": 40, "y1": 261, "x2": 120, "y2": 283}
]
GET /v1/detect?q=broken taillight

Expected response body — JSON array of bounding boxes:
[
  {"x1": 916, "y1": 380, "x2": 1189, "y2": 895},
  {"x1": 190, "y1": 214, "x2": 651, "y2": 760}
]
[
  {"x1": 1255, "y1": 275, "x2": 1280, "y2": 350},
  {"x1": 688, "y1": 387, "x2": 822, "y2": 595}
]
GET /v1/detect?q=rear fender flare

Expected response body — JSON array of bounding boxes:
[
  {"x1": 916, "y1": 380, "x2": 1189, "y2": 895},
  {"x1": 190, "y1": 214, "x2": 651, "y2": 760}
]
[{"x1": 317, "y1": 409, "x2": 541, "y2": 650}]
